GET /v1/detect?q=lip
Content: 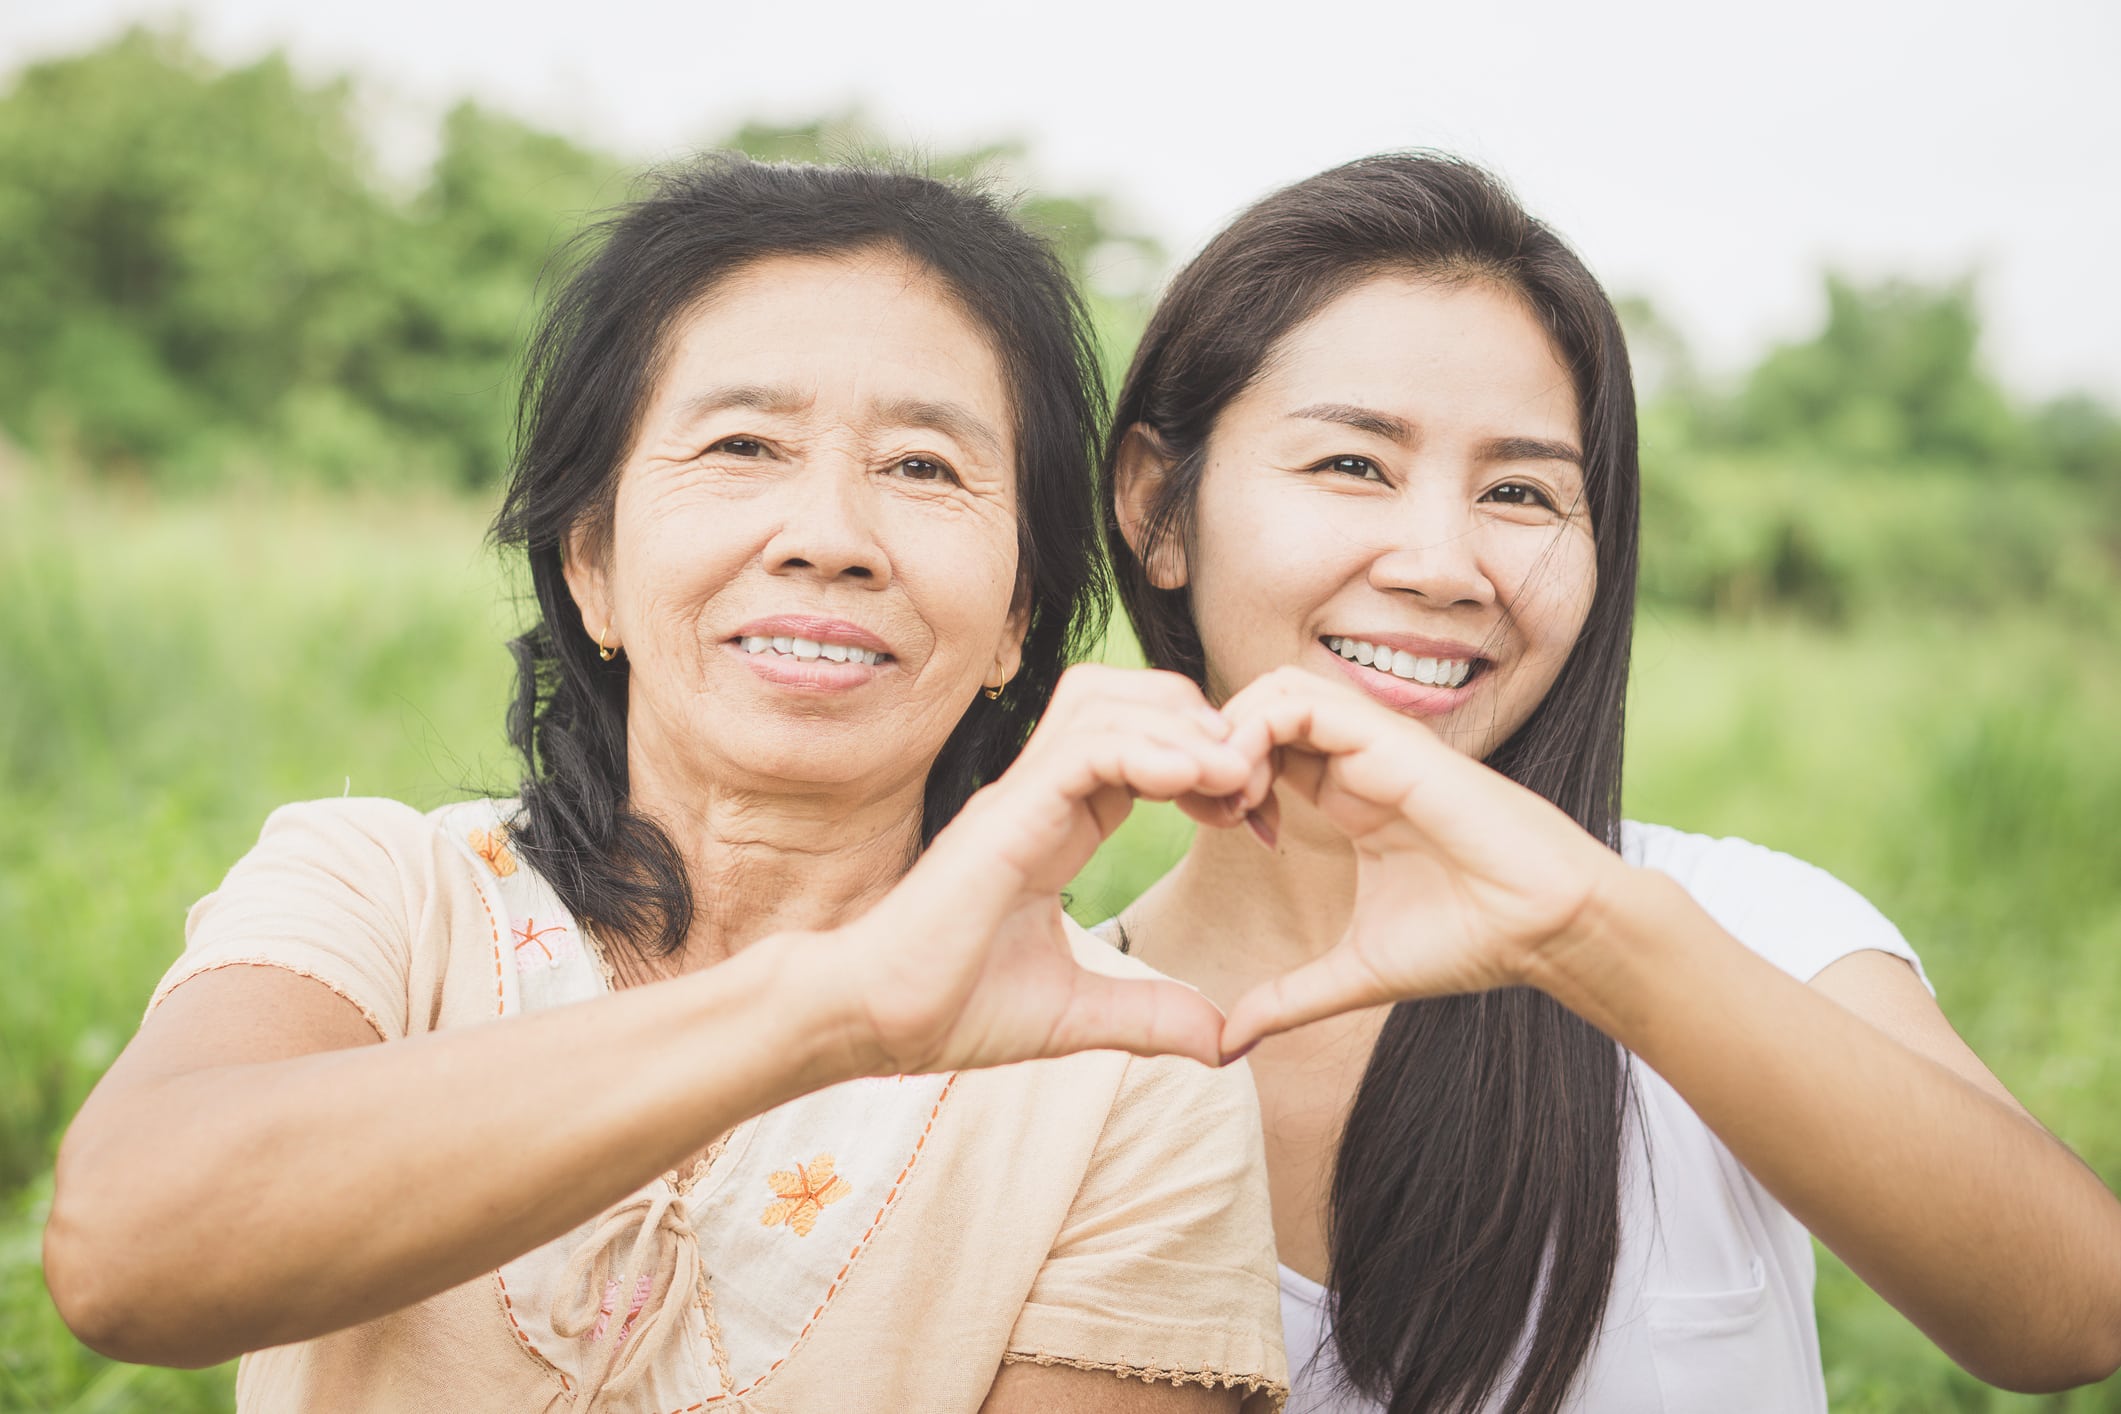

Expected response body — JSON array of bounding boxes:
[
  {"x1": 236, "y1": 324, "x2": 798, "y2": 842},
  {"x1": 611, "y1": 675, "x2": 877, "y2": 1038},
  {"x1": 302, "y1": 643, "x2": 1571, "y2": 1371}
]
[
  {"x1": 1316, "y1": 635, "x2": 1490, "y2": 718},
  {"x1": 1323, "y1": 631, "x2": 1489, "y2": 661},
  {"x1": 728, "y1": 616, "x2": 893, "y2": 657},
  {"x1": 725, "y1": 615, "x2": 895, "y2": 693}
]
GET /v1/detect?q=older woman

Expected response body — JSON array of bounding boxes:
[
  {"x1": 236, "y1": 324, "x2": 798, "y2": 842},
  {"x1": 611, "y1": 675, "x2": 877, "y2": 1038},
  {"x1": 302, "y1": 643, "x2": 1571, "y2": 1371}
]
[{"x1": 45, "y1": 158, "x2": 1286, "y2": 1412}]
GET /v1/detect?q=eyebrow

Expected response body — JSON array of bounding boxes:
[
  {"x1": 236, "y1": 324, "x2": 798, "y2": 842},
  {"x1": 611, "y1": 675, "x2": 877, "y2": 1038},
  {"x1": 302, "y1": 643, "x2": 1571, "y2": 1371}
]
[
  {"x1": 872, "y1": 395, "x2": 1006, "y2": 461},
  {"x1": 670, "y1": 385, "x2": 1004, "y2": 460},
  {"x1": 1480, "y1": 435, "x2": 1583, "y2": 467},
  {"x1": 1289, "y1": 402, "x2": 1416, "y2": 443},
  {"x1": 1289, "y1": 403, "x2": 1582, "y2": 467}
]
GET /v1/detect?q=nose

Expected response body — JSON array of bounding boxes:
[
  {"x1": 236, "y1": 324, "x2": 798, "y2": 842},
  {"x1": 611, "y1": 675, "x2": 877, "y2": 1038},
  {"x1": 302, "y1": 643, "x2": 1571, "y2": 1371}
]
[
  {"x1": 760, "y1": 457, "x2": 891, "y2": 588},
  {"x1": 1366, "y1": 484, "x2": 1495, "y2": 607}
]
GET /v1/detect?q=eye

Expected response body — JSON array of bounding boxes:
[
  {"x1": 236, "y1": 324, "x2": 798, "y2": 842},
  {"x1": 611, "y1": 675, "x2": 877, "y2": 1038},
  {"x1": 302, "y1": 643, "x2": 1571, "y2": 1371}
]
[
  {"x1": 890, "y1": 456, "x2": 961, "y2": 485},
  {"x1": 708, "y1": 436, "x2": 767, "y2": 458},
  {"x1": 1314, "y1": 455, "x2": 1385, "y2": 482},
  {"x1": 1483, "y1": 481, "x2": 1556, "y2": 509}
]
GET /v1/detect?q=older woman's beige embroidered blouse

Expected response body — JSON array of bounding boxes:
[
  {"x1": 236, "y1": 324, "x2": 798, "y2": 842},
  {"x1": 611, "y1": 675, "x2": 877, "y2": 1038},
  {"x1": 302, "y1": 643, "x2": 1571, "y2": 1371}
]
[{"x1": 151, "y1": 798, "x2": 1287, "y2": 1412}]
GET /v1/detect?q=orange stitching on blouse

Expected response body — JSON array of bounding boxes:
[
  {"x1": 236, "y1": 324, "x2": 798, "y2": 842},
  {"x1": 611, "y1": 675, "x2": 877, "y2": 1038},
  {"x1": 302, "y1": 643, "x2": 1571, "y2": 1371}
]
[
  {"x1": 470, "y1": 868, "x2": 504, "y2": 1017},
  {"x1": 494, "y1": 1271, "x2": 573, "y2": 1393},
  {"x1": 760, "y1": 1155, "x2": 852, "y2": 1237},
  {"x1": 512, "y1": 917, "x2": 570, "y2": 968},
  {"x1": 700, "y1": 1074, "x2": 958, "y2": 1405},
  {"x1": 467, "y1": 825, "x2": 519, "y2": 878}
]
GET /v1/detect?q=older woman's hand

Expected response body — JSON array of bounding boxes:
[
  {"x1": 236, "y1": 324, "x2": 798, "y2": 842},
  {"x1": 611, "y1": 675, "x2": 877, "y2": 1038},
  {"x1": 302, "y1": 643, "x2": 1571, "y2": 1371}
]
[{"x1": 815, "y1": 665, "x2": 1272, "y2": 1075}]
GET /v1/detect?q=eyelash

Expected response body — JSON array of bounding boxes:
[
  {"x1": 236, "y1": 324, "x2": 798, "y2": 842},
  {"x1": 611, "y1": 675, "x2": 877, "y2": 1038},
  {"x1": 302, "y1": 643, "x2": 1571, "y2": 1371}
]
[
  {"x1": 1310, "y1": 455, "x2": 1561, "y2": 512},
  {"x1": 890, "y1": 456, "x2": 962, "y2": 486},
  {"x1": 1483, "y1": 482, "x2": 1557, "y2": 510},
  {"x1": 1314, "y1": 455, "x2": 1385, "y2": 482},
  {"x1": 705, "y1": 438, "x2": 962, "y2": 486}
]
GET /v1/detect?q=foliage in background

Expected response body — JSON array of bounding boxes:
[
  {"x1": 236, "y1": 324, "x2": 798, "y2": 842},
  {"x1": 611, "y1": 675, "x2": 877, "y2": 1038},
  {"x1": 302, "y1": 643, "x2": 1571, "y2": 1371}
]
[
  {"x1": 0, "y1": 29, "x2": 1160, "y2": 490},
  {"x1": 4, "y1": 22, "x2": 2121, "y2": 1414}
]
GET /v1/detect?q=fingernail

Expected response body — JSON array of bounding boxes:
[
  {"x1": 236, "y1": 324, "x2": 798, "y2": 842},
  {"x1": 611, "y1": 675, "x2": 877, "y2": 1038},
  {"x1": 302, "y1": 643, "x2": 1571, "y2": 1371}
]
[
  {"x1": 1221, "y1": 1039, "x2": 1259, "y2": 1067},
  {"x1": 1245, "y1": 812, "x2": 1277, "y2": 850}
]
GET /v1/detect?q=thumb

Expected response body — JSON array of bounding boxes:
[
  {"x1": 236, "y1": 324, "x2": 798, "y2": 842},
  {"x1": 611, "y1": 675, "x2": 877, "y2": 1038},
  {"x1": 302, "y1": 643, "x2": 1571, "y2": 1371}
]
[
  {"x1": 1046, "y1": 972, "x2": 1227, "y2": 1068},
  {"x1": 1219, "y1": 949, "x2": 1387, "y2": 1060}
]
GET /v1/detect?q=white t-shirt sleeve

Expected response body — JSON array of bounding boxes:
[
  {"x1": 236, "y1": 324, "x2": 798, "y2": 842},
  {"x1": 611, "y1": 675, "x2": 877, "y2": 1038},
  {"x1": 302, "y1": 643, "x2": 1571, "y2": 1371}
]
[{"x1": 1621, "y1": 821, "x2": 1932, "y2": 994}]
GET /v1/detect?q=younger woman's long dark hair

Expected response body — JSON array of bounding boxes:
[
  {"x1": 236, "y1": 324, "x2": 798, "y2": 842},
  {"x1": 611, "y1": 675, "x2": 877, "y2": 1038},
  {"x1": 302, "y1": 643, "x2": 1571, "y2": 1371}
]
[
  {"x1": 491, "y1": 155, "x2": 1109, "y2": 956},
  {"x1": 1103, "y1": 153, "x2": 1641, "y2": 1414}
]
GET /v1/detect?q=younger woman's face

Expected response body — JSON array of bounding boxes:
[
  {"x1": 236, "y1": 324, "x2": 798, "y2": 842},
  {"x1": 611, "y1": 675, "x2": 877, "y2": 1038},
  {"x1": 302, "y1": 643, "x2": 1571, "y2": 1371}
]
[{"x1": 1133, "y1": 274, "x2": 1596, "y2": 762}]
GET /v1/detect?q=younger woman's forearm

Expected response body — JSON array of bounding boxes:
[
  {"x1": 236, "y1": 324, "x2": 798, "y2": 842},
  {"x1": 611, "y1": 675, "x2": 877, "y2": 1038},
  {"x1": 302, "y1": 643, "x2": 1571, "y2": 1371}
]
[
  {"x1": 1528, "y1": 868, "x2": 2121, "y2": 1390},
  {"x1": 47, "y1": 934, "x2": 865, "y2": 1366}
]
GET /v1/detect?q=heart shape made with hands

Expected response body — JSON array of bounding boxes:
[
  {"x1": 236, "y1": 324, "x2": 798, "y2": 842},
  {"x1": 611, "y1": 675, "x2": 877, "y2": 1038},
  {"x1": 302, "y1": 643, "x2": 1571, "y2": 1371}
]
[
  {"x1": 848, "y1": 663, "x2": 1607, "y2": 1077},
  {"x1": 1207, "y1": 667, "x2": 1615, "y2": 1063}
]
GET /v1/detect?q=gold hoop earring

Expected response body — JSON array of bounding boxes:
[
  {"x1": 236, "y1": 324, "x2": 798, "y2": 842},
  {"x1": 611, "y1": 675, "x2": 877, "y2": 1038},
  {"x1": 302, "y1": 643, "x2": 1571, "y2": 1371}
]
[
  {"x1": 982, "y1": 684, "x2": 1003, "y2": 701},
  {"x1": 597, "y1": 625, "x2": 618, "y2": 662}
]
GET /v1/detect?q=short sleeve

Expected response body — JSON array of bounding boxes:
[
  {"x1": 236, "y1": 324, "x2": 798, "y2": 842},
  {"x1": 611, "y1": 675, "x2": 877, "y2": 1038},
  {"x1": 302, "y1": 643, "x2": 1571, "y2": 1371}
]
[
  {"x1": 149, "y1": 797, "x2": 437, "y2": 1039},
  {"x1": 1002, "y1": 942, "x2": 1288, "y2": 1409},
  {"x1": 1623, "y1": 821, "x2": 1932, "y2": 993}
]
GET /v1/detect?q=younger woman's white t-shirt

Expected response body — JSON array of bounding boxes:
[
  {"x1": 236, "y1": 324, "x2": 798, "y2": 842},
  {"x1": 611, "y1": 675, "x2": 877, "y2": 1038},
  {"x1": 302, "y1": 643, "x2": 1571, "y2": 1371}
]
[{"x1": 1281, "y1": 821, "x2": 1931, "y2": 1414}]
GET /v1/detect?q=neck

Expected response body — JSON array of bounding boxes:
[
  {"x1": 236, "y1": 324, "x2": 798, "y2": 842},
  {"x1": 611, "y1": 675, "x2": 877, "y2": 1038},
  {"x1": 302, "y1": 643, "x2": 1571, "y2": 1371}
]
[
  {"x1": 1130, "y1": 798, "x2": 1359, "y2": 1008},
  {"x1": 627, "y1": 751, "x2": 926, "y2": 974}
]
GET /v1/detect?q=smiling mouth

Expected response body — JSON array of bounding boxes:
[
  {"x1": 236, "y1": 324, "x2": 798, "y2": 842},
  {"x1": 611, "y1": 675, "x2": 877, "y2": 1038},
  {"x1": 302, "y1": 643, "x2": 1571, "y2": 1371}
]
[
  {"x1": 1323, "y1": 636, "x2": 1487, "y2": 689},
  {"x1": 735, "y1": 634, "x2": 892, "y2": 667}
]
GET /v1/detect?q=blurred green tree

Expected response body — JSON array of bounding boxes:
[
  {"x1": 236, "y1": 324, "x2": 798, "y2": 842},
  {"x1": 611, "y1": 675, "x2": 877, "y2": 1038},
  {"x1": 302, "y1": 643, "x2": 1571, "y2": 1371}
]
[
  {"x1": 0, "y1": 34, "x2": 1162, "y2": 487},
  {"x1": 1728, "y1": 274, "x2": 2017, "y2": 467}
]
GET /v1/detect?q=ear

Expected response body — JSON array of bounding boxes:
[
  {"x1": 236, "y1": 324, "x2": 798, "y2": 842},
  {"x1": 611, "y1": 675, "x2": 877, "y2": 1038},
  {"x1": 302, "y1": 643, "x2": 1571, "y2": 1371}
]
[
  {"x1": 560, "y1": 521, "x2": 617, "y2": 654},
  {"x1": 1112, "y1": 423, "x2": 1190, "y2": 592},
  {"x1": 987, "y1": 577, "x2": 1033, "y2": 692}
]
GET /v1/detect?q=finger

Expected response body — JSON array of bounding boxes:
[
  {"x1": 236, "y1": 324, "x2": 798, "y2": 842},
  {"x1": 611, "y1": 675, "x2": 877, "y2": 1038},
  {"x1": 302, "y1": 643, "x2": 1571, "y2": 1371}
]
[
  {"x1": 1218, "y1": 948, "x2": 1396, "y2": 1059},
  {"x1": 1046, "y1": 972, "x2": 1227, "y2": 1068},
  {"x1": 1045, "y1": 724, "x2": 1258, "y2": 809},
  {"x1": 1041, "y1": 664, "x2": 1222, "y2": 737},
  {"x1": 1172, "y1": 789, "x2": 1247, "y2": 832}
]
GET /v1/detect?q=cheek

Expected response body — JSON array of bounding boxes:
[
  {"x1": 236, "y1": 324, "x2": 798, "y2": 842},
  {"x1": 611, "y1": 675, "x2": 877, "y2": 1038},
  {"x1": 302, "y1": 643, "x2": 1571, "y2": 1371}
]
[
  {"x1": 1498, "y1": 527, "x2": 1597, "y2": 666},
  {"x1": 892, "y1": 502, "x2": 1021, "y2": 662},
  {"x1": 1185, "y1": 471, "x2": 1353, "y2": 692}
]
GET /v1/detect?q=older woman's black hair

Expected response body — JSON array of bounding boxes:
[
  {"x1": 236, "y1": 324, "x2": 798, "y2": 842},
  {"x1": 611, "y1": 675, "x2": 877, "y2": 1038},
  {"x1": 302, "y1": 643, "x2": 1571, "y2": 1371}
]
[
  {"x1": 492, "y1": 155, "x2": 1109, "y2": 956},
  {"x1": 1103, "y1": 152, "x2": 1642, "y2": 1414}
]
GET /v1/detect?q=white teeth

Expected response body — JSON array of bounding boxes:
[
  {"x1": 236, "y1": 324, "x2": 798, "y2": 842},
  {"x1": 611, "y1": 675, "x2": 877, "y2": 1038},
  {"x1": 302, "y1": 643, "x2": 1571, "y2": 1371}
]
[
  {"x1": 740, "y1": 635, "x2": 881, "y2": 665},
  {"x1": 1326, "y1": 636, "x2": 1474, "y2": 689}
]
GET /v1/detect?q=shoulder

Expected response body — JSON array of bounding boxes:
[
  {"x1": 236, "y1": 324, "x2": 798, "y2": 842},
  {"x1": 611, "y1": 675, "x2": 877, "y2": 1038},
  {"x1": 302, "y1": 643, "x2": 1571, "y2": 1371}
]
[{"x1": 1622, "y1": 820, "x2": 1929, "y2": 990}]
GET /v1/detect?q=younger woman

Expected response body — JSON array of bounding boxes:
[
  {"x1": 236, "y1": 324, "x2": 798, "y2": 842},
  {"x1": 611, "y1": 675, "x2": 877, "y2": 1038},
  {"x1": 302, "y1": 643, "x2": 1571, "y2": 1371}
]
[{"x1": 1104, "y1": 153, "x2": 2121, "y2": 1412}]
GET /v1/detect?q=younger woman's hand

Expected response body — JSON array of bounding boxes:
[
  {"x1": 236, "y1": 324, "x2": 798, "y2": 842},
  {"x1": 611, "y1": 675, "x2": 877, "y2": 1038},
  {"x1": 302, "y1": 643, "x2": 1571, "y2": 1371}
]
[
  {"x1": 1214, "y1": 667, "x2": 1623, "y2": 1057},
  {"x1": 816, "y1": 665, "x2": 1275, "y2": 1077}
]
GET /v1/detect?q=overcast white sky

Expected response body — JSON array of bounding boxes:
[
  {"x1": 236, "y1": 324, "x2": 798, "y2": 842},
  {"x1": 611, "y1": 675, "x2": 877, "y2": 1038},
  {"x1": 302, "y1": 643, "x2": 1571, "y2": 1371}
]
[{"x1": 7, "y1": 0, "x2": 2118, "y2": 398}]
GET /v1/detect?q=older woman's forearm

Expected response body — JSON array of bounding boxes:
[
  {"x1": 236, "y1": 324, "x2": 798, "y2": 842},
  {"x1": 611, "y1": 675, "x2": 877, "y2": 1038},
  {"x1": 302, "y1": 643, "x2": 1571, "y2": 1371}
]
[
  {"x1": 1528, "y1": 868, "x2": 2121, "y2": 1391},
  {"x1": 46, "y1": 934, "x2": 865, "y2": 1368}
]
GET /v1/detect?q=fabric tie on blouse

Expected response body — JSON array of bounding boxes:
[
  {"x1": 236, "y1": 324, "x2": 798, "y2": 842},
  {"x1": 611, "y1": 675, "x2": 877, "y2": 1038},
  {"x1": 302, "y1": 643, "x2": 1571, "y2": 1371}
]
[{"x1": 547, "y1": 1187, "x2": 702, "y2": 1409}]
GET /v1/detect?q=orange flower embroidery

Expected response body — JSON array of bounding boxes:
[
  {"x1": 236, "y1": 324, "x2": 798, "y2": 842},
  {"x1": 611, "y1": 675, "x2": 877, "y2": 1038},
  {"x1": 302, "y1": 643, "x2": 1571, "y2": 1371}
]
[
  {"x1": 468, "y1": 826, "x2": 517, "y2": 878},
  {"x1": 760, "y1": 1154, "x2": 851, "y2": 1237}
]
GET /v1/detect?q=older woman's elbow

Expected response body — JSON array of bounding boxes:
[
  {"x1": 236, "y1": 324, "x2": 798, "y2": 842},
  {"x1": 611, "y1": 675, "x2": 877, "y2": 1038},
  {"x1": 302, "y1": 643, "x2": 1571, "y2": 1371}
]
[{"x1": 44, "y1": 1146, "x2": 216, "y2": 1368}]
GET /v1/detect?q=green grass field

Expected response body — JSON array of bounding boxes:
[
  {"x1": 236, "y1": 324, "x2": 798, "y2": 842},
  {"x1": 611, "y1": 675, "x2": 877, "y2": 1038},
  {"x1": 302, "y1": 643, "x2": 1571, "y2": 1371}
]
[{"x1": 4, "y1": 472, "x2": 2118, "y2": 1410}]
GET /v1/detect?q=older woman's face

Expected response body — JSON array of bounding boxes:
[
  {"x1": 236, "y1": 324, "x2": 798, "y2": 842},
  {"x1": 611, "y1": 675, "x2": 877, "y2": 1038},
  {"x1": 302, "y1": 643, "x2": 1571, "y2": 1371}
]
[
  {"x1": 567, "y1": 248, "x2": 1024, "y2": 798},
  {"x1": 1163, "y1": 274, "x2": 1596, "y2": 763}
]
